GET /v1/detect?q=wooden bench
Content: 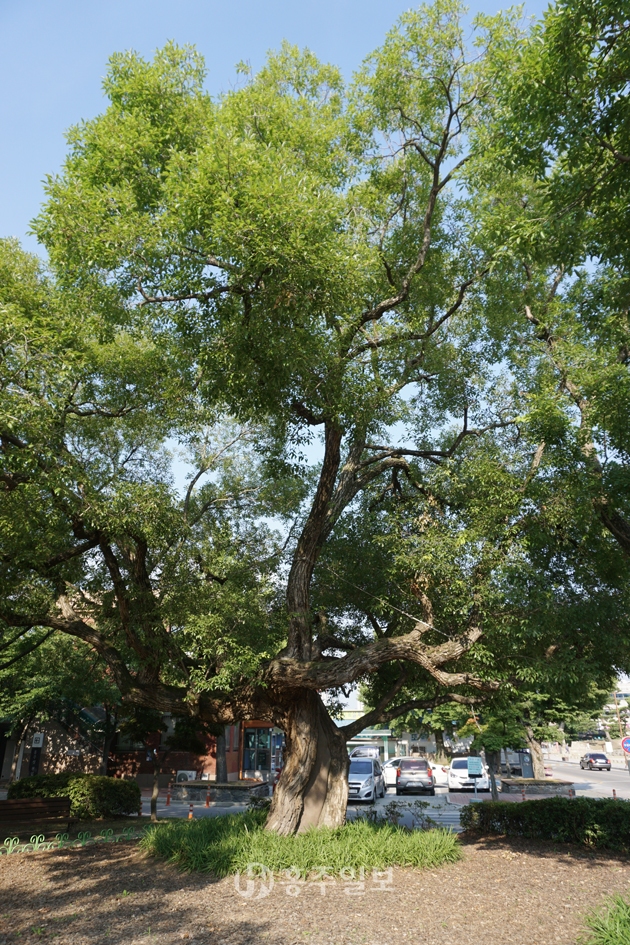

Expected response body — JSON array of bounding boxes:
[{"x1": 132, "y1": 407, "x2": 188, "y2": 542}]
[{"x1": 0, "y1": 797, "x2": 74, "y2": 836}]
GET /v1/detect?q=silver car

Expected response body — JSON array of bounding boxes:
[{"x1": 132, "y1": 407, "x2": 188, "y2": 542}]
[
  {"x1": 395, "y1": 758, "x2": 435, "y2": 796},
  {"x1": 347, "y1": 758, "x2": 386, "y2": 803}
]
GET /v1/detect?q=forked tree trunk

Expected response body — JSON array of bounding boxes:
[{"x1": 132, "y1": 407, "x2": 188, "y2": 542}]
[{"x1": 265, "y1": 690, "x2": 348, "y2": 835}]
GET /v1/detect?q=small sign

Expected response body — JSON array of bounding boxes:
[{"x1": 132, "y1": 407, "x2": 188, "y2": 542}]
[
  {"x1": 29, "y1": 747, "x2": 41, "y2": 777},
  {"x1": 622, "y1": 737, "x2": 630, "y2": 754},
  {"x1": 467, "y1": 757, "x2": 484, "y2": 778},
  {"x1": 31, "y1": 733, "x2": 44, "y2": 749}
]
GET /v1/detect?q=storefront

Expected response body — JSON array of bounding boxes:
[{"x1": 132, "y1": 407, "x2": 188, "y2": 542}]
[{"x1": 240, "y1": 722, "x2": 284, "y2": 782}]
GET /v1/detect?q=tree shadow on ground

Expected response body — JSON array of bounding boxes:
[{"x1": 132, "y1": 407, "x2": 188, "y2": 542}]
[
  {"x1": 459, "y1": 831, "x2": 630, "y2": 868},
  {"x1": 0, "y1": 844, "x2": 295, "y2": 944}
]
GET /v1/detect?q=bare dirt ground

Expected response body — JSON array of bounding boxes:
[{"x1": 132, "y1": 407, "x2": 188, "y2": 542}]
[{"x1": 1, "y1": 835, "x2": 629, "y2": 945}]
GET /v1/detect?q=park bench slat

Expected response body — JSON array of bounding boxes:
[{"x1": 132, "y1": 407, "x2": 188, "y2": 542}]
[
  {"x1": 0, "y1": 797, "x2": 73, "y2": 831},
  {"x1": 0, "y1": 799, "x2": 71, "y2": 813},
  {"x1": 0, "y1": 798, "x2": 71, "y2": 809}
]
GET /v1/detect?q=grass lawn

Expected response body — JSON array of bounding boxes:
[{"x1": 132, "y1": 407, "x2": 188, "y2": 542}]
[
  {"x1": 139, "y1": 808, "x2": 461, "y2": 876},
  {"x1": 581, "y1": 895, "x2": 630, "y2": 945}
]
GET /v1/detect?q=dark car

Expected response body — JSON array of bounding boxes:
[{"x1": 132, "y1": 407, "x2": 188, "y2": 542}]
[
  {"x1": 395, "y1": 758, "x2": 435, "y2": 796},
  {"x1": 580, "y1": 752, "x2": 611, "y2": 771}
]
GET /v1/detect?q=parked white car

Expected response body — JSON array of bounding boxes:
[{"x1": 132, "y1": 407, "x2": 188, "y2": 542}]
[
  {"x1": 382, "y1": 757, "x2": 402, "y2": 788},
  {"x1": 429, "y1": 762, "x2": 449, "y2": 787},
  {"x1": 447, "y1": 756, "x2": 490, "y2": 792}
]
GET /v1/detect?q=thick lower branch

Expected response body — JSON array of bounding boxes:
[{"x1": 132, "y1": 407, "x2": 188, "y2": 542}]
[{"x1": 265, "y1": 624, "x2": 496, "y2": 692}]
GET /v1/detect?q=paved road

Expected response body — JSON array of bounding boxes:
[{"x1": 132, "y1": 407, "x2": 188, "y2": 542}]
[
  {"x1": 349, "y1": 787, "x2": 463, "y2": 831},
  {"x1": 141, "y1": 798, "x2": 249, "y2": 819},
  {"x1": 143, "y1": 786, "x2": 464, "y2": 830},
  {"x1": 549, "y1": 759, "x2": 630, "y2": 799}
]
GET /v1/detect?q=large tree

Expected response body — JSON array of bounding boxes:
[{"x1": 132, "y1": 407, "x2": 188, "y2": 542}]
[{"x1": 3, "y1": 1, "x2": 629, "y2": 835}]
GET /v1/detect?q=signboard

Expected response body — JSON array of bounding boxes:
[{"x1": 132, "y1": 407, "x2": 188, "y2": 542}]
[
  {"x1": 28, "y1": 747, "x2": 41, "y2": 777},
  {"x1": 622, "y1": 737, "x2": 630, "y2": 754},
  {"x1": 467, "y1": 757, "x2": 484, "y2": 778},
  {"x1": 31, "y1": 733, "x2": 44, "y2": 749}
]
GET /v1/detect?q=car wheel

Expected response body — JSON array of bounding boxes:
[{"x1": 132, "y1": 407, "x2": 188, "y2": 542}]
[
  {"x1": 395, "y1": 788, "x2": 401, "y2": 796},
  {"x1": 429, "y1": 788, "x2": 435, "y2": 796},
  {"x1": 589, "y1": 763, "x2": 593, "y2": 770}
]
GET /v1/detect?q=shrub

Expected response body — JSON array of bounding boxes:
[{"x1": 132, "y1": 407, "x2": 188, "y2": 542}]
[
  {"x1": 8, "y1": 773, "x2": 141, "y2": 819},
  {"x1": 140, "y1": 808, "x2": 462, "y2": 875},
  {"x1": 580, "y1": 895, "x2": 630, "y2": 945},
  {"x1": 461, "y1": 797, "x2": 630, "y2": 853}
]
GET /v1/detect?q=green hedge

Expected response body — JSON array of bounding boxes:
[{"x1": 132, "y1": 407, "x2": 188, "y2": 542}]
[
  {"x1": 8, "y1": 773, "x2": 141, "y2": 820},
  {"x1": 461, "y1": 797, "x2": 630, "y2": 853}
]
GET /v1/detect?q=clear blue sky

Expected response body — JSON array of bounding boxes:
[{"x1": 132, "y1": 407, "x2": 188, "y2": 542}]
[{"x1": 0, "y1": 0, "x2": 550, "y2": 254}]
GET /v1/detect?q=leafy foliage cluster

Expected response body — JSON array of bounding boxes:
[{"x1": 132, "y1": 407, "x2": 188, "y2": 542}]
[{"x1": 1, "y1": 0, "x2": 630, "y2": 832}]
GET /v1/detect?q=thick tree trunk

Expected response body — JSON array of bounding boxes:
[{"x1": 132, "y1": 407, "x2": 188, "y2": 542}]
[
  {"x1": 265, "y1": 690, "x2": 348, "y2": 835},
  {"x1": 525, "y1": 726, "x2": 546, "y2": 779},
  {"x1": 215, "y1": 730, "x2": 228, "y2": 783}
]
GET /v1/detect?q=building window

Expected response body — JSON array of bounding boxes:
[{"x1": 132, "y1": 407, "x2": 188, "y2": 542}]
[
  {"x1": 232, "y1": 725, "x2": 239, "y2": 751},
  {"x1": 116, "y1": 733, "x2": 145, "y2": 751},
  {"x1": 243, "y1": 728, "x2": 271, "y2": 771}
]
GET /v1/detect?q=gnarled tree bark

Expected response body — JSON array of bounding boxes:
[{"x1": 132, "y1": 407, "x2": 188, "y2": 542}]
[{"x1": 266, "y1": 690, "x2": 348, "y2": 835}]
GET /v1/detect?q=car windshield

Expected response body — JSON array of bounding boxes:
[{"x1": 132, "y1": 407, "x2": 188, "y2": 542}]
[
  {"x1": 451, "y1": 759, "x2": 469, "y2": 770},
  {"x1": 349, "y1": 762, "x2": 372, "y2": 775},
  {"x1": 591, "y1": 754, "x2": 608, "y2": 760},
  {"x1": 400, "y1": 760, "x2": 427, "y2": 770}
]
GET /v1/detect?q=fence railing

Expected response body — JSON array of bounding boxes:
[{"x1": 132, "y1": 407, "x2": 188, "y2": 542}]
[{"x1": 1, "y1": 825, "x2": 151, "y2": 856}]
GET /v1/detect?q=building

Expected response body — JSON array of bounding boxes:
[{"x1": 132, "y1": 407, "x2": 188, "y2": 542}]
[{"x1": 0, "y1": 716, "x2": 285, "y2": 787}]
